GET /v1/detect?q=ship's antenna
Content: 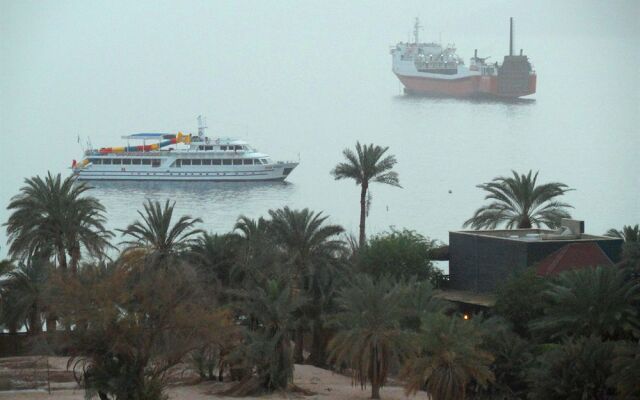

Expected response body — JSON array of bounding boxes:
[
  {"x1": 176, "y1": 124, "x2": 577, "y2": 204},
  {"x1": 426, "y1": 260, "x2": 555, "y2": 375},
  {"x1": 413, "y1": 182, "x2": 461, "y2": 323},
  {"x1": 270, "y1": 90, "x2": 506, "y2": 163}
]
[
  {"x1": 509, "y1": 17, "x2": 514, "y2": 56},
  {"x1": 197, "y1": 115, "x2": 207, "y2": 137},
  {"x1": 413, "y1": 17, "x2": 422, "y2": 44}
]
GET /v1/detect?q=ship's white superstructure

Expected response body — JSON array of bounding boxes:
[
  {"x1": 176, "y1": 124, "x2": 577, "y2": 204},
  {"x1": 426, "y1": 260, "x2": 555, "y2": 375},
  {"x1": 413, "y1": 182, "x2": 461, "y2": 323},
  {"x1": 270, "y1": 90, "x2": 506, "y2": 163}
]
[{"x1": 72, "y1": 118, "x2": 298, "y2": 182}]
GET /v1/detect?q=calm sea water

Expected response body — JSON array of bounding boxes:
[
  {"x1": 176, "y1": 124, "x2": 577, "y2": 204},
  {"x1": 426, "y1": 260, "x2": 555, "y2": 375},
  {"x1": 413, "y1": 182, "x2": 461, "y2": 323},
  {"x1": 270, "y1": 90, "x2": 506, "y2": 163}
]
[{"x1": 1, "y1": 2, "x2": 639, "y2": 261}]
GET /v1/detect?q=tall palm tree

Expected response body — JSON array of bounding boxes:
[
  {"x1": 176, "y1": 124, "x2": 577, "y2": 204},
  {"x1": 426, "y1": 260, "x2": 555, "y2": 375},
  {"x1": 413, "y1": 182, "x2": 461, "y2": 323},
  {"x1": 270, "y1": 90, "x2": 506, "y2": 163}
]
[
  {"x1": 530, "y1": 266, "x2": 640, "y2": 341},
  {"x1": 463, "y1": 170, "x2": 573, "y2": 230},
  {"x1": 119, "y1": 199, "x2": 203, "y2": 263},
  {"x1": 268, "y1": 207, "x2": 345, "y2": 364},
  {"x1": 331, "y1": 142, "x2": 400, "y2": 247},
  {"x1": 5, "y1": 172, "x2": 111, "y2": 274},
  {"x1": 402, "y1": 313, "x2": 494, "y2": 399},
  {"x1": 328, "y1": 275, "x2": 416, "y2": 399}
]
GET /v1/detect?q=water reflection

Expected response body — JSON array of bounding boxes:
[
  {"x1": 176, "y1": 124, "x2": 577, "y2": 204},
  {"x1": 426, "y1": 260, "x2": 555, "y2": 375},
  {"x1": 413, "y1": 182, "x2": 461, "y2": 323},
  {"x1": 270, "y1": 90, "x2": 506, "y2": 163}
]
[
  {"x1": 393, "y1": 93, "x2": 536, "y2": 105},
  {"x1": 89, "y1": 180, "x2": 297, "y2": 233}
]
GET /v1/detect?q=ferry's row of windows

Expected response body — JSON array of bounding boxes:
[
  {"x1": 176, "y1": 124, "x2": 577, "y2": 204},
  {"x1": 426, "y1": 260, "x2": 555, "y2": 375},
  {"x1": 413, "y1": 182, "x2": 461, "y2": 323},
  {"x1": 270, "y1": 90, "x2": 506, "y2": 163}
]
[
  {"x1": 176, "y1": 158, "x2": 267, "y2": 166},
  {"x1": 197, "y1": 145, "x2": 245, "y2": 151},
  {"x1": 90, "y1": 158, "x2": 160, "y2": 166},
  {"x1": 89, "y1": 158, "x2": 267, "y2": 167}
]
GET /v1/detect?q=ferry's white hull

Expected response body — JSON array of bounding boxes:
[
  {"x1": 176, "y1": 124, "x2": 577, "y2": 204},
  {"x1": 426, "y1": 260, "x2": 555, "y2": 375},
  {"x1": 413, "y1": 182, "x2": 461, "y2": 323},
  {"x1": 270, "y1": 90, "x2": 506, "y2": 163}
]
[{"x1": 75, "y1": 163, "x2": 298, "y2": 182}]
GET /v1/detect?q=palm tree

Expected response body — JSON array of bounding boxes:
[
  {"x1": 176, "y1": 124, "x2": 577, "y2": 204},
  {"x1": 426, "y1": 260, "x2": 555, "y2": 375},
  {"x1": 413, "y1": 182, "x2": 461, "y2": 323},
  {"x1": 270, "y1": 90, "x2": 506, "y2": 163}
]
[
  {"x1": 225, "y1": 279, "x2": 301, "y2": 395},
  {"x1": 5, "y1": 172, "x2": 111, "y2": 274},
  {"x1": 528, "y1": 336, "x2": 615, "y2": 400},
  {"x1": 0, "y1": 257, "x2": 51, "y2": 335},
  {"x1": 463, "y1": 170, "x2": 573, "y2": 229},
  {"x1": 402, "y1": 313, "x2": 494, "y2": 399},
  {"x1": 606, "y1": 224, "x2": 640, "y2": 270},
  {"x1": 328, "y1": 275, "x2": 416, "y2": 399},
  {"x1": 530, "y1": 266, "x2": 640, "y2": 341},
  {"x1": 608, "y1": 340, "x2": 640, "y2": 400},
  {"x1": 331, "y1": 142, "x2": 400, "y2": 247},
  {"x1": 119, "y1": 199, "x2": 203, "y2": 263},
  {"x1": 268, "y1": 207, "x2": 345, "y2": 364}
]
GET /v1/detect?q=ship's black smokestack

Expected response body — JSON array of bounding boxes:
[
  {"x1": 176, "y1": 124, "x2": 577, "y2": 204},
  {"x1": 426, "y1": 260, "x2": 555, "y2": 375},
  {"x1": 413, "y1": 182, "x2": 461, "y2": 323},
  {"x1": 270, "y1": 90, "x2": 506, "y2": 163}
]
[{"x1": 509, "y1": 17, "x2": 514, "y2": 56}]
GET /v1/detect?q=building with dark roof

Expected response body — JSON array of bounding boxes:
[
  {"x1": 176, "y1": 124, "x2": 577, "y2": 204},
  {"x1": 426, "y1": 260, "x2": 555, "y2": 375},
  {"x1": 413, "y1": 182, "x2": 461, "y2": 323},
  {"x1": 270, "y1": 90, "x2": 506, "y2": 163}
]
[{"x1": 448, "y1": 219, "x2": 623, "y2": 293}]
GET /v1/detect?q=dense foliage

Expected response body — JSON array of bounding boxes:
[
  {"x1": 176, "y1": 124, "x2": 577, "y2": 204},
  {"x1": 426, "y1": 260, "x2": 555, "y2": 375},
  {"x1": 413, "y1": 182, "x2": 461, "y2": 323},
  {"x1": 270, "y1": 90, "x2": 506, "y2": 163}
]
[{"x1": 2, "y1": 171, "x2": 639, "y2": 400}]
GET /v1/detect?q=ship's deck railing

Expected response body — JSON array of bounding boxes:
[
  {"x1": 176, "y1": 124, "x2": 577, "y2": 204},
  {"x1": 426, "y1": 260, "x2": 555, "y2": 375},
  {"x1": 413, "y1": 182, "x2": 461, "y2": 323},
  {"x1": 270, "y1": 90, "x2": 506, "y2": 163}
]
[{"x1": 85, "y1": 149, "x2": 255, "y2": 157}]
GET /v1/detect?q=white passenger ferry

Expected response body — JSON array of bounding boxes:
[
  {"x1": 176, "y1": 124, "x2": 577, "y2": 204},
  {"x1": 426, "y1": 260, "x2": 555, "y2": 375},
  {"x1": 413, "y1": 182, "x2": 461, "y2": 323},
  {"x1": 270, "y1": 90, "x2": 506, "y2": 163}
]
[{"x1": 72, "y1": 117, "x2": 298, "y2": 182}]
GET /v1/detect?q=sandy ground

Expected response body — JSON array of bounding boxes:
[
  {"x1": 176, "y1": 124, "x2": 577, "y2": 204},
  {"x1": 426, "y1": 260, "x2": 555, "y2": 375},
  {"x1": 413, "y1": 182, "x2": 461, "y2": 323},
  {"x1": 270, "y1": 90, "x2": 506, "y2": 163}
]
[{"x1": 0, "y1": 357, "x2": 428, "y2": 400}]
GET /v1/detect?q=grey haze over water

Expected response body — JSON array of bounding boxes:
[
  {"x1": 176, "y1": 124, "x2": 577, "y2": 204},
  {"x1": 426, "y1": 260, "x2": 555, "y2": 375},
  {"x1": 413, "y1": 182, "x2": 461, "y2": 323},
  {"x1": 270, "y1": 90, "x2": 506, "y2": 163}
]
[{"x1": 1, "y1": 1, "x2": 639, "y2": 259}]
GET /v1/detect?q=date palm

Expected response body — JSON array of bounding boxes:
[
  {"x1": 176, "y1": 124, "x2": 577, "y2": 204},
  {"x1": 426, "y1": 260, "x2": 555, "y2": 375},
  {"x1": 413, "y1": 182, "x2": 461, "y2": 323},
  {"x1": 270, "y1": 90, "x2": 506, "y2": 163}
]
[
  {"x1": 268, "y1": 206, "x2": 345, "y2": 364},
  {"x1": 402, "y1": 313, "x2": 494, "y2": 400},
  {"x1": 463, "y1": 170, "x2": 573, "y2": 229},
  {"x1": 328, "y1": 275, "x2": 416, "y2": 399},
  {"x1": 119, "y1": 199, "x2": 203, "y2": 263},
  {"x1": 606, "y1": 224, "x2": 640, "y2": 270},
  {"x1": 5, "y1": 172, "x2": 111, "y2": 274},
  {"x1": 0, "y1": 257, "x2": 51, "y2": 335},
  {"x1": 331, "y1": 142, "x2": 400, "y2": 247},
  {"x1": 530, "y1": 266, "x2": 640, "y2": 341}
]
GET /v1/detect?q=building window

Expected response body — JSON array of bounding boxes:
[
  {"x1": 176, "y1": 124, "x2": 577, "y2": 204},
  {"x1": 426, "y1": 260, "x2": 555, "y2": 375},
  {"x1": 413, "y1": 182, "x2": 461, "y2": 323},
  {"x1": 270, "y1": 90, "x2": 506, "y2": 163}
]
[
  {"x1": 222, "y1": 159, "x2": 231, "y2": 165},
  {"x1": 213, "y1": 159, "x2": 221, "y2": 165},
  {"x1": 192, "y1": 159, "x2": 202, "y2": 165}
]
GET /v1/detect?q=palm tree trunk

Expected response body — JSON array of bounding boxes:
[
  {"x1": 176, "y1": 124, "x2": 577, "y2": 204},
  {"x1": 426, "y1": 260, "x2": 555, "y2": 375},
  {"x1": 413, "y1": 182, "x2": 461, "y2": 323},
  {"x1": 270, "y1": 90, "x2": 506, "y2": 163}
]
[
  {"x1": 371, "y1": 344, "x2": 380, "y2": 399},
  {"x1": 359, "y1": 183, "x2": 368, "y2": 247},
  {"x1": 69, "y1": 246, "x2": 81, "y2": 276},
  {"x1": 57, "y1": 247, "x2": 68, "y2": 271},
  {"x1": 309, "y1": 321, "x2": 326, "y2": 367},
  {"x1": 294, "y1": 326, "x2": 304, "y2": 363}
]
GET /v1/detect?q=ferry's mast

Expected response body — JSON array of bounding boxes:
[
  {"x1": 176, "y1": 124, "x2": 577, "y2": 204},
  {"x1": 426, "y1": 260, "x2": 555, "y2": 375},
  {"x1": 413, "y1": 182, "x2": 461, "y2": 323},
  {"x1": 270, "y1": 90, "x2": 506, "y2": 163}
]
[
  {"x1": 197, "y1": 115, "x2": 207, "y2": 138},
  {"x1": 413, "y1": 17, "x2": 422, "y2": 44}
]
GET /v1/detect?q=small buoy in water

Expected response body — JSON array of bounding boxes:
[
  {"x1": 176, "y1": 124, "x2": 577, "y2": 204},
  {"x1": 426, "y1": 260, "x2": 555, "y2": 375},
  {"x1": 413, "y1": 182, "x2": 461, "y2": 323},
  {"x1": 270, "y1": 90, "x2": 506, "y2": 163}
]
[{"x1": 448, "y1": 190, "x2": 452, "y2": 194}]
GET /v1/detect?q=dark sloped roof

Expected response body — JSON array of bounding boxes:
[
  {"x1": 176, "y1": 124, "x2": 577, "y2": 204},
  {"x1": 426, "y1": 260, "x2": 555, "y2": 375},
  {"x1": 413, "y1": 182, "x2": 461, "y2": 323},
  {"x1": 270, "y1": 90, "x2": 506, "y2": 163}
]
[{"x1": 536, "y1": 242, "x2": 614, "y2": 276}]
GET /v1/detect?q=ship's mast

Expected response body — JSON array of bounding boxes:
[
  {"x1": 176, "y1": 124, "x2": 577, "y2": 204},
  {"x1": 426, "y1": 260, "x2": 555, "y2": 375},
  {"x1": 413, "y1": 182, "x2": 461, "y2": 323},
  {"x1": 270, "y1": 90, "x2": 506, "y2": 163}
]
[
  {"x1": 509, "y1": 17, "x2": 514, "y2": 56},
  {"x1": 197, "y1": 115, "x2": 207, "y2": 138},
  {"x1": 413, "y1": 17, "x2": 422, "y2": 44}
]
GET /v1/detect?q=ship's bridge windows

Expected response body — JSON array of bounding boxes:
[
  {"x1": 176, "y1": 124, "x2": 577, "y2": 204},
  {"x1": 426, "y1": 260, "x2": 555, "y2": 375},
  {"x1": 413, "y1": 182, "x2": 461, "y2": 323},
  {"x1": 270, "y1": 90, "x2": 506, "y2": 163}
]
[
  {"x1": 90, "y1": 158, "x2": 101, "y2": 165},
  {"x1": 132, "y1": 159, "x2": 141, "y2": 165},
  {"x1": 103, "y1": 159, "x2": 112, "y2": 165},
  {"x1": 182, "y1": 159, "x2": 192, "y2": 166},
  {"x1": 222, "y1": 159, "x2": 232, "y2": 166},
  {"x1": 203, "y1": 159, "x2": 212, "y2": 165},
  {"x1": 234, "y1": 145, "x2": 243, "y2": 151},
  {"x1": 192, "y1": 159, "x2": 202, "y2": 166},
  {"x1": 212, "y1": 159, "x2": 221, "y2": 165},
  {"x1": 260, "y1": 159, "x2": 268, "y2": 164},
  {"x1": 112, "y1": 159, "x2": 122, "y2": 165},
  {"x1": 243, "y1": 159, "x2": 254, "y2": 165},
  {"x1": 142, "y1": 159, "x2": 151, "y2": 165},
  {"x1": 122, "y1": 159, "x2": 132, "y2": 165},
  {"x1": 233, "y1": 159, "x2": 242, "y2": 165}
]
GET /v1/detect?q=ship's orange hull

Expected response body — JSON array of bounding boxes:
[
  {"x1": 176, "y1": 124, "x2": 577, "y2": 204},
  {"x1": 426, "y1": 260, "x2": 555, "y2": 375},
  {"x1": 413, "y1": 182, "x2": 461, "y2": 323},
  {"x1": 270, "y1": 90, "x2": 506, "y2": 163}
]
[{"x1": 396, "y1": 74, "x2": 536, "y2": 98}]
